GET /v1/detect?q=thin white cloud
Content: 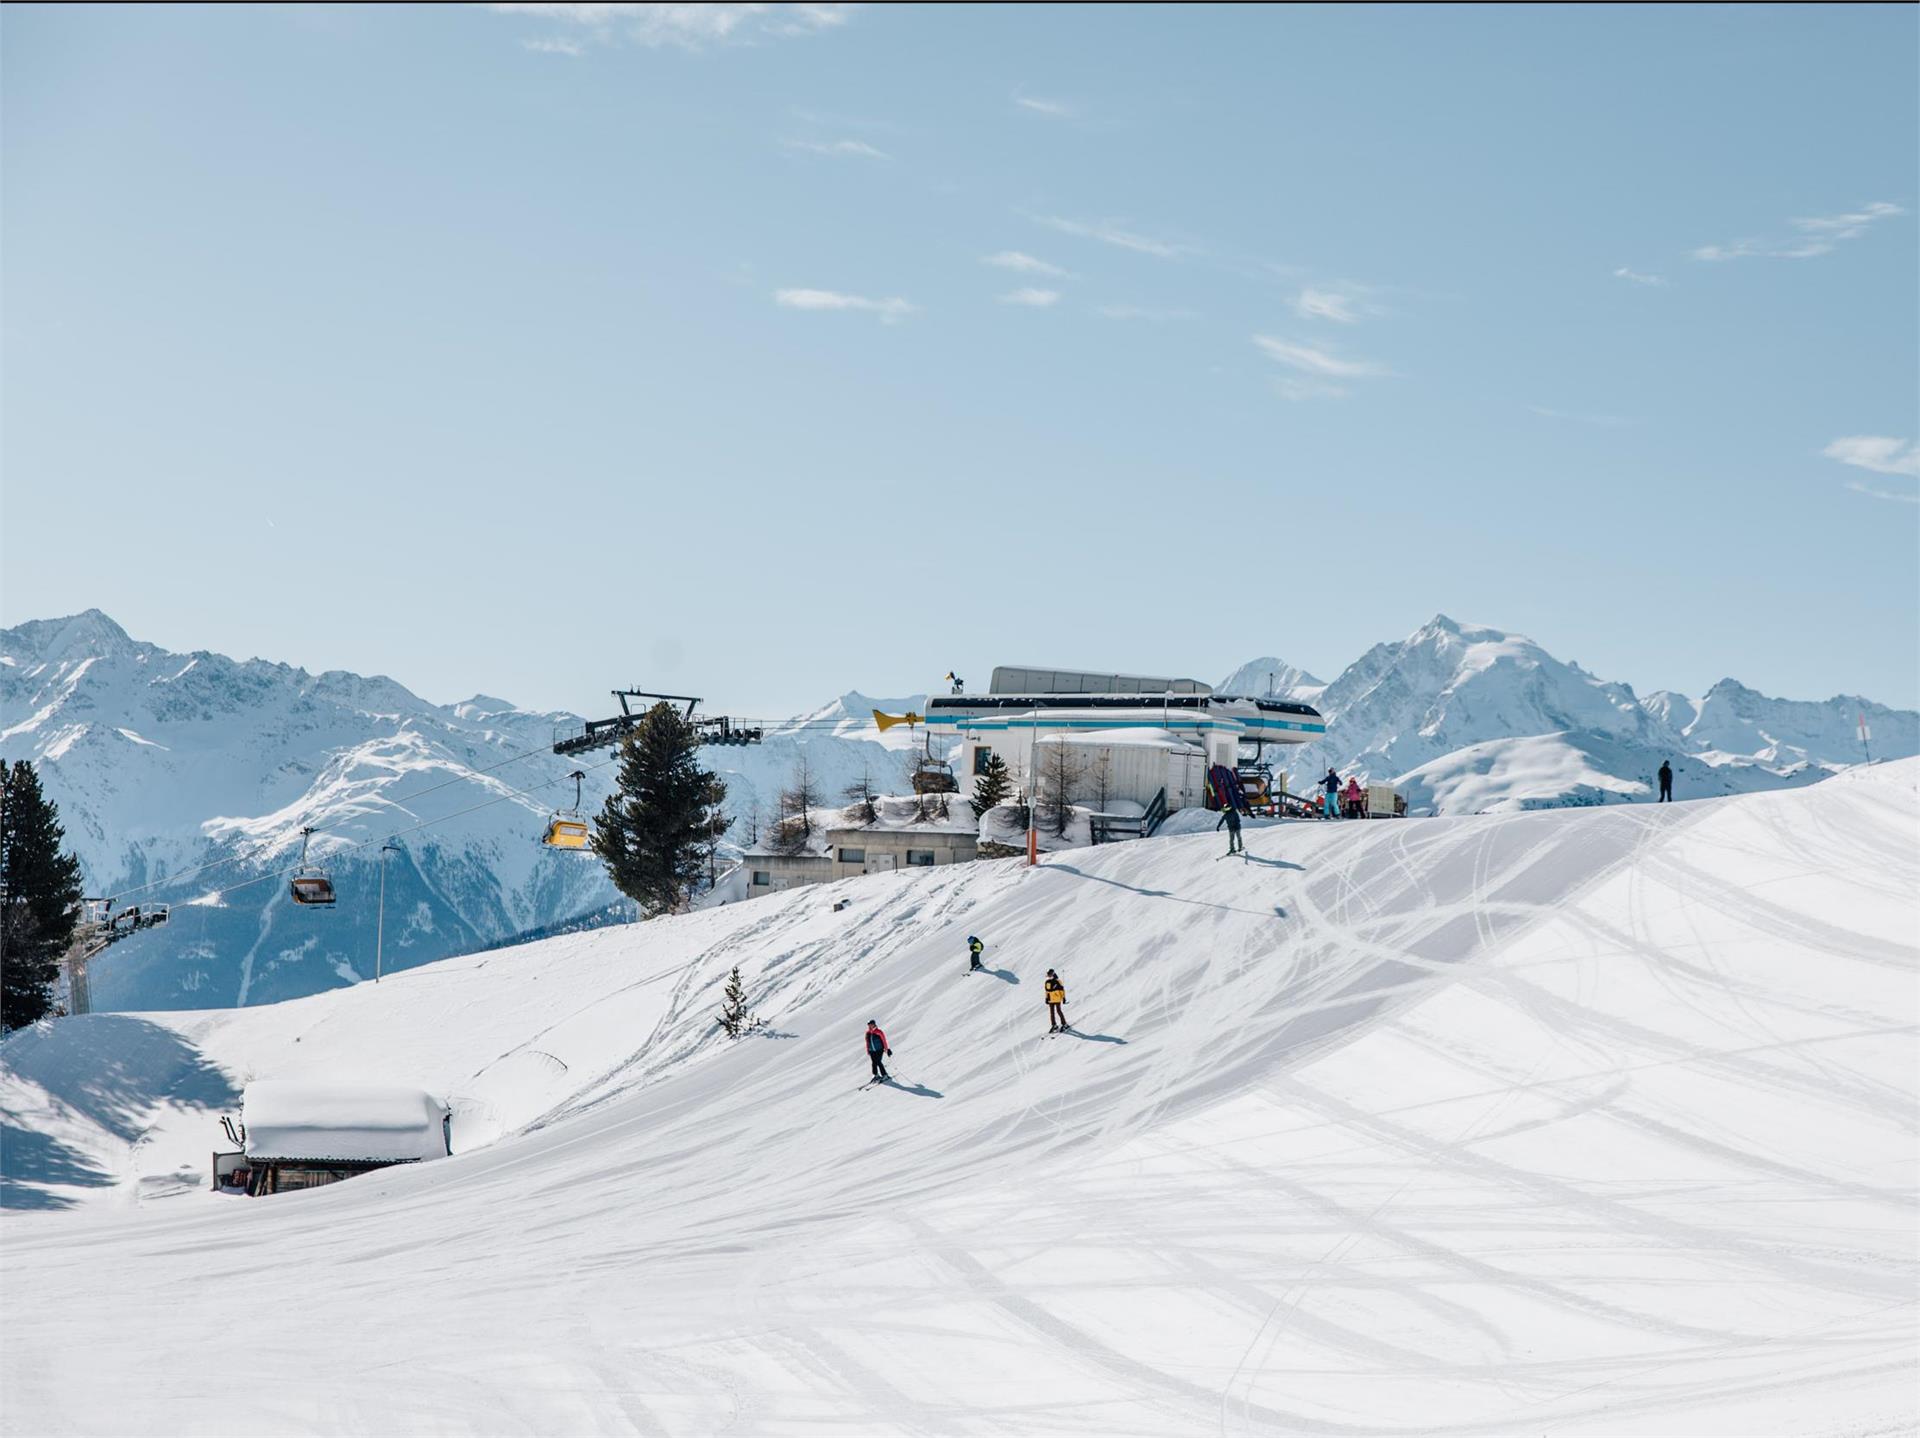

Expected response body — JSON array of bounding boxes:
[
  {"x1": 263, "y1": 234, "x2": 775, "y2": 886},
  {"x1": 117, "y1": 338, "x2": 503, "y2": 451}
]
[
  {"x1": 521, "y1": 35, "x2": 586, "y2": 55},
  {"x1": 1033, "y1": 215, "x2": 1193, "y2": 260},
  {"x1": 774, "y1": 288, "x2": 915, "y2": 322},
  {"x1": 1531, "y1": 406, "x2": 1631, "y2": 428},
  {"x1": 1613, "y1": 267, "x2": 1667, "y2": 287},
  {"x1": 1824, "y1": 436, "x2": 1920, "y2": 478},
  {"x1": 1791, "y1": 201, "x2": 1904, "y2": 238},
  {"x1": 1693, "y1": 201, "x2": 1903, "y2": 262},
  {"x1": 1273, "y1": 378, "x2": 1349, "y2": 402},
  {"x1": 1015, "y1": 96, "x2": 1075, "y2": 118},
  {"x1": 983, "y1": 251, "x2": 1068, "y2": 277},
  {"x1": 1294, "y1": 287, "x2": 1359, "y2": 323},
  {"x1": 1846, "y1": 481, "x2": 1920, "y2": 505},
  {"x1": 781, "y1": 137, "x2": 888, "y2": 159},
  {"x1": 487, "y1": 3, "x2": 857, "y2": 49},
  {"x1": 998, "y1": 288, "x2": 1060, "y2": 308},
  {"x1": 1251, "y1": 334, "x2": 1389, "y2": 379},
  {"x1": 1094, "y1": 304, "x2": 1198, "y2": 321}
]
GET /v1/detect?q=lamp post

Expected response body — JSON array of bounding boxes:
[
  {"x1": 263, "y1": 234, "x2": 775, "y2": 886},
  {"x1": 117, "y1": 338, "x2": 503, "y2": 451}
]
[{"x1": 374, "y1": 842, "x2": 401, "y2": 982}]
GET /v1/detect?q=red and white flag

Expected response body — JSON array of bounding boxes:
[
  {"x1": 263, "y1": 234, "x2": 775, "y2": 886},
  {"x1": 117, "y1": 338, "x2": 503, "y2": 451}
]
[{"x1": 1858, "y1": 712, "x2": 1872, "y2": 744}]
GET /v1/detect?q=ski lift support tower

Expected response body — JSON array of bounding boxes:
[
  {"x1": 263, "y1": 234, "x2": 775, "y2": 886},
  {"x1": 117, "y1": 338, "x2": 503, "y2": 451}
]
[{"x1": 553, "y1": 689, "x2": 763, "y2": 756}]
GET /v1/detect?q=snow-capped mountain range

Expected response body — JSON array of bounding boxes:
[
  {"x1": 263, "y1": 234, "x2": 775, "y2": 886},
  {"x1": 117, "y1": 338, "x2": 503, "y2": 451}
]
[
  {"x1": 0, "y1": 612, "x2": 922, "y2": 1013},
  {"x1": 2, "y1": 609, "x2": 1911, "y2": 1013},
  {"x1": 1220, "y1": 615, "x2": 1915, "y2": 813}
]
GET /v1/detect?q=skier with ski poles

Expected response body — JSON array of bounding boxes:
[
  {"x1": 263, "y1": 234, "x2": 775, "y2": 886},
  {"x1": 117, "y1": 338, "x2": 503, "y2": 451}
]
[
  {"x1": 968, "y1": 935, "x2": 985, "y2": 972},
  {"x1": 864, "y1": 1020, "x2": 892, "y2": 1081},
  {"x1": 1322, "y1": 768, "x2": 1341, "y2": 819},
  {"x1": 1217, "y1": 803, "x2": 1243, "y2": 856},
  {"x1": 1044, "y1": 970, "x2": 1068, "y2": 1033}
]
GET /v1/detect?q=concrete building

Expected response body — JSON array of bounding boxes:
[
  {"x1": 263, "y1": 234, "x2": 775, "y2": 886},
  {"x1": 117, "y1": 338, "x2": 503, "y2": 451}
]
[
  {"x1": 743, "y1": 797, "x2": 979, "y2": 898},
  {"x1": 929, "y1": 665, "x2": 1327, "y2": 817}
]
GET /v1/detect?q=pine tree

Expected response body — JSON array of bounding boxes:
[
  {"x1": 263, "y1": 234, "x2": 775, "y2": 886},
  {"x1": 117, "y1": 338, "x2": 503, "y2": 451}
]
[
  {"x1": 716, "y1": 964, "x2": 755, "y2": 1038},
  {"x1": 969, "y1": 752, "x2": 1012, "y2": 818},
  {"x1": 1, "y1": 761, "x2": 84, "y2": 1031},
  {"x1": 591, "y1": 703, "x2": 729, "y2": 918}
]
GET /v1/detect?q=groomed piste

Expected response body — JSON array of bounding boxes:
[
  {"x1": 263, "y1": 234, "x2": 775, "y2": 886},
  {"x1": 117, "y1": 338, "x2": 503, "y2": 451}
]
[{"x1": 3, "y1": 762, "x2": 1916, "y2": 1436}]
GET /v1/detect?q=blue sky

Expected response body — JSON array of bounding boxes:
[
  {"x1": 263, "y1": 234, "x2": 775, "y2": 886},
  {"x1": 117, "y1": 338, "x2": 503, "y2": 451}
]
[{"x1": 4, "y1": 3, "x2": 1916, "y2": 716}]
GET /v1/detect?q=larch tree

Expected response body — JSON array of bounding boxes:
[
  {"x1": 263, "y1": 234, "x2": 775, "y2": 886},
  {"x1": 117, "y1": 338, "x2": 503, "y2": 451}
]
[
  {"x1": 1033, "y1": 741, "x2": 1083, "y2": 839},
  {"x1": 773, "y1": 752, "x2": 821, "y2": 853}
]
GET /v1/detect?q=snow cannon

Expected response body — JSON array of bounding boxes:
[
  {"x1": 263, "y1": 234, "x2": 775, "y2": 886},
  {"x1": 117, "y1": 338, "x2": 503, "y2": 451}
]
[{"x1": 871, "y1": 709, "x2": 924, "y2": 733}]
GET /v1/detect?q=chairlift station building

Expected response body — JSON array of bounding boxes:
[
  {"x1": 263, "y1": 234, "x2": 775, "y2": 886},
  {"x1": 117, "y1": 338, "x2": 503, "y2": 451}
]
[{"x1": 928, "y1": 665, "x2": 1326, "y2": 813}]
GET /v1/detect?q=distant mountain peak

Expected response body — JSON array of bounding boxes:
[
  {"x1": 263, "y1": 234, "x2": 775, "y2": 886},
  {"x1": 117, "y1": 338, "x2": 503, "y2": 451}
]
[
  {"x1": 1, "y1": 609, "x2": 136, "y2": 661},
  {"x1": 1215, "y1": 657, "x2": 1324, "y2": 699}
]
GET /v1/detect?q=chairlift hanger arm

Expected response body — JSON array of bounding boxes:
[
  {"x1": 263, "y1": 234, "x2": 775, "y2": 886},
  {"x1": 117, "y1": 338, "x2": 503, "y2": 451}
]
[{"x1": 614, "y1": 690, "x2": 705, "y2": 720}]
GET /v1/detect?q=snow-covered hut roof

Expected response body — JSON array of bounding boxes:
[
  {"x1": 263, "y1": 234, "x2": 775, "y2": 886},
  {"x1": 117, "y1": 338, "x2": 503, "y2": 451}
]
[
  {"x1": 1035, "y1": 727, "x2": 1205, "y2": 752},
  {"x1": 242, "y1": 1081, "x2": 448, "y2": 1163}
]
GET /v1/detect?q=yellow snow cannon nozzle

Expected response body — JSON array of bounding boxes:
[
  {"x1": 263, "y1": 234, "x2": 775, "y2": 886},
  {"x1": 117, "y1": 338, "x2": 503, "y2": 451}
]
[{"x1": 871, "y1": 709, "x2": 923, "y2": 733}]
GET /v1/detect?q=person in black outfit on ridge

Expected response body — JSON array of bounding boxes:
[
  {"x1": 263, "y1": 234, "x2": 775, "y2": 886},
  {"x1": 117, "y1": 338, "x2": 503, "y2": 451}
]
[
  {"x1": 1657, "y1": 760, "x2": 1674, "y2": 803},
  {"x1": 1217, "y1": 803, "x2": 1243, "y2": 855}
]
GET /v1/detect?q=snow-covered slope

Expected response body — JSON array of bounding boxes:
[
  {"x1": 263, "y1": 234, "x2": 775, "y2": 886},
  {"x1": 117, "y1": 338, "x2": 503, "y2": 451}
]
[
  {"x1": 1228, "y1": 615, "x2": 1917, "y2": 812},
  {"x1": 0, "y1": 614, "x2": 923, "y2": 1012},
  {"x1": 3, "y1": 765, "x2": 1914, "y2": 1435}
]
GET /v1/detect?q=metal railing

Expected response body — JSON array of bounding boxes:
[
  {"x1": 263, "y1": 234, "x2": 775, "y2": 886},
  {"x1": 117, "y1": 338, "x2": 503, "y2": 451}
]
[{"x1": 1089, "y1": 787, "x2": 1168, "y2": 844}]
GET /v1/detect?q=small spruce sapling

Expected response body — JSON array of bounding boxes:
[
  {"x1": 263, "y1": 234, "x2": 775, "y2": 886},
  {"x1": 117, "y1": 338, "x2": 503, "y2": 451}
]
[
  {"x1": 716, "y1": 965, "x2": 761, "y2": 1038},
  {"x1": 969, "y1": 751, "x2": 1012, "y2": 818}
]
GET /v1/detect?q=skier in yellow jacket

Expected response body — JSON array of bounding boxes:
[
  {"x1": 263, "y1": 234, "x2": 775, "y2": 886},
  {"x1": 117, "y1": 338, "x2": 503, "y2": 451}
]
[{"x1": 1043, "y1": 969, "x2": 1068, "y2": 1033}]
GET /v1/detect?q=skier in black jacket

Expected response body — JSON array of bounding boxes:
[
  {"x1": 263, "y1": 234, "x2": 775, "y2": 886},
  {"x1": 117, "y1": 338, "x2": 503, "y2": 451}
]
[
  {"x1": 1657, "y1": 760, "x2": 1674, "y2": 803},
  {"x1": 864, "y1": 1020, "x2": 892, "y2": 1080},
  {"x1": 1217, "y1": 804, "x2": 1243, "y2": 855}
]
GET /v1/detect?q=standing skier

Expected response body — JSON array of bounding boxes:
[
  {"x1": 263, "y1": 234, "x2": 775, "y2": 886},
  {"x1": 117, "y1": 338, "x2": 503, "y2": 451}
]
[
  {"x1": 968, "y1": 935, "x2": 985, "y2": 971},
  {"x1": 1322, "y1": 768, "x2": 1341, "y2": 819},
  {"x1": 1043, "y1": 969, "x2": 1068, "y2": 1032},
  {"x1": 863, "y1": 1020, "x2": 892, "y2": 1081},
  {"x1": 1657, "y1": 760, "x2": 1674, "y2": 803},
  {"x1": 1217, "y1": 803, "x2": 1243, "y2": 855}
]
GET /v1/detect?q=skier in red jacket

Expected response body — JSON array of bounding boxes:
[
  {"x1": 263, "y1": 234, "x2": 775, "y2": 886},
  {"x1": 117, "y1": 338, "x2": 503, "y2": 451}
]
[{"x1": 864, "y1": 1020, "x2": 892, "y2": 1081}]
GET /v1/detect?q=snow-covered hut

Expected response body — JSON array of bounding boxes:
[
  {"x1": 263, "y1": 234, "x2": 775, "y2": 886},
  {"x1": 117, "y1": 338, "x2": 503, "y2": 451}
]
[
  {"x1": 229, "y1": 1081, "x2": 450, "y2": 1195},
  {"x1": 1033, "y1": 729, "x2": 1210, "y2": 814}
]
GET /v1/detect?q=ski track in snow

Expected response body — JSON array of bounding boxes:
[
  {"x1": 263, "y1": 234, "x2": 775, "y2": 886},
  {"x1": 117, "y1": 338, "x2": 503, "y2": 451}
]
[{"x1": 1, "y1": 765, "x2": 1916, "y2": 1435}]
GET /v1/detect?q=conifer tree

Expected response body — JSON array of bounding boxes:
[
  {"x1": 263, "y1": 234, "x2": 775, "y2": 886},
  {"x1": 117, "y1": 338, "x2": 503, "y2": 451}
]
[
  {"x1": 717, "y1": 964, "x2": 754, "y2": 1037},
  {"x1": 841, "y1": 767, "x2": 879, "y2": 826},
  {"x1": 591, "y1": 703, "x2": 729, "y2": 918},
  {"x1": 969, "y1": 752, "x2": 1013, "y2": 818},
  {"x1": 1, "y1": 761, "x2": 84, "y2": 1031},
  {"x1": 1035, "y1": 742, "x2": 1083, "y2": 838},
  {"x1": 773, "y1": 752, "x2": 821, "y2": 853}
]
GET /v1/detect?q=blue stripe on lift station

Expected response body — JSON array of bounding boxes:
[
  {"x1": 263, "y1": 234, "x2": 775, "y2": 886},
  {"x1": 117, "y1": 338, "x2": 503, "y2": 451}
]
[{"x1": 951, "y1": 716, "x2": 1326, "y2": 735}]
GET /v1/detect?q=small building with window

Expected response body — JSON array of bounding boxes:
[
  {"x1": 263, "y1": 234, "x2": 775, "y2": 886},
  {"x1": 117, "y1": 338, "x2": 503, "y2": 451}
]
[
  {"x1": 743, "y1": 796, "x2": 979, "y2": 898},
  {"x1": 217, "y1": 1081, "x2": 451, "y2": 1197},
  {"x1": 825, "y1": 821, "x2": 977, "y2": 879}
]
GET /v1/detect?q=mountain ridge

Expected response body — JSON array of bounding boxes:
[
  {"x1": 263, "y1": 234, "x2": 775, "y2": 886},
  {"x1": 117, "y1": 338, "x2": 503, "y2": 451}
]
[{"x1": 4, "y1": 609, "x2": 1914, "y2": 1012}]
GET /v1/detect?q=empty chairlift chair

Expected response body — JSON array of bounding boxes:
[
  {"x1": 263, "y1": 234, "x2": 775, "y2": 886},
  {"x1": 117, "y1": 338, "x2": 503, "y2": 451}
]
[
  {"x1": 289, "y1": 826, "x2": 337, "y2": 907},
  {"x1": 543, "y1": 771, "x2": 591, "y2": 850}
]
